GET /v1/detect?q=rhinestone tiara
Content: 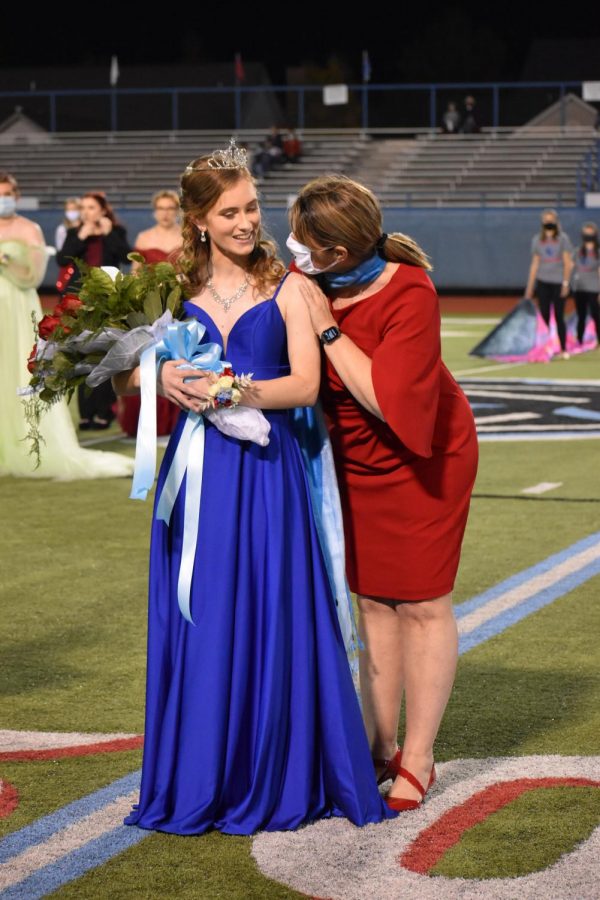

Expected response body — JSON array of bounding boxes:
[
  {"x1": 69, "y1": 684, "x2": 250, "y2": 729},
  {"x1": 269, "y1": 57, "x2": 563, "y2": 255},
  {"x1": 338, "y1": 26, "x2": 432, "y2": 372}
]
[{"x1": 184, "y1": 138, "x2": 248, "y2": 175}]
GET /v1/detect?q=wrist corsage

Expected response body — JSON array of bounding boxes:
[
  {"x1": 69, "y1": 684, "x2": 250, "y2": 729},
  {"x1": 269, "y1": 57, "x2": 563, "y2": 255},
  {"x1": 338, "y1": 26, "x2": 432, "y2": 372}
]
[{"x1": 206, "y1": 365, "x2": 254, "y2": 409}]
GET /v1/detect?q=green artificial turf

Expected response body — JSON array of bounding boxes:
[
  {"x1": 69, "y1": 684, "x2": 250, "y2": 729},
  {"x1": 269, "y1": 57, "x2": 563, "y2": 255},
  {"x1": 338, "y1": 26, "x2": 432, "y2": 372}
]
[
  {"x1": 49, "y1": 832, "x2": 305, "y2": 900},
  {"x1": 432, "y1": 786, "x2": 600, "y2": 879},
  {"x1": 0, "y1": 752, "x2": 142, "y2": 839},
  {"x1": 1, "y1": 327, "x2": 599, "y2": 896}
]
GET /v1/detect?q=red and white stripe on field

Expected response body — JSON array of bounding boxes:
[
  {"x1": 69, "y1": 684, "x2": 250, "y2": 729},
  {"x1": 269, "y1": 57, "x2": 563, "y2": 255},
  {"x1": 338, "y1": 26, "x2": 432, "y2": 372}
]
[
  {"x1": 252, "y1": 756, "x2": 600, "y2": 900},
  {"x1": 0, "y1": 730, "x2": 143, "y2": 762}
]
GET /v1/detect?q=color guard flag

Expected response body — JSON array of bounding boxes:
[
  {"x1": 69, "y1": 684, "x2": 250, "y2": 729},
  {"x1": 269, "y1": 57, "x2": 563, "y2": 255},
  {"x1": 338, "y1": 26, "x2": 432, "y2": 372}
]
[
  {"x1": 362, "y1": 50, "x2": 371, "y2": 84},
  {"x1": 110, "y1": 56, "x2": 120, "y2": 87},
  {"x1": 235, "y1": 53, "x2": 245, "y2": 83}
]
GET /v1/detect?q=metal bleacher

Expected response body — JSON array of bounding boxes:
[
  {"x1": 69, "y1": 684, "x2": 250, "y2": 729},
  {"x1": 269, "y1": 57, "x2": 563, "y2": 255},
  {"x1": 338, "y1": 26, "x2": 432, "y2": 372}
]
[
  {"x1": 0, "y1": 127, "x2": 596, "y2": 208},
  {"x1": 348, "y1": 128, "x2": 598, "y2": 207},
  {"x1": 0, "y1": 130, "x2": 368, "y2": 209}
]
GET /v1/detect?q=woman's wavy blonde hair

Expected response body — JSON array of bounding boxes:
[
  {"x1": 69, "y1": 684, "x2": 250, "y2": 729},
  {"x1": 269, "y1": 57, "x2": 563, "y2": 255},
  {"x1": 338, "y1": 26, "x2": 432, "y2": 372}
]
[
  {"x1": 289, "y1": 174, "x2": 431, "y2": 270},
  {"x1": 176, "y1": 157, "x2": 285, "y2": 297}
]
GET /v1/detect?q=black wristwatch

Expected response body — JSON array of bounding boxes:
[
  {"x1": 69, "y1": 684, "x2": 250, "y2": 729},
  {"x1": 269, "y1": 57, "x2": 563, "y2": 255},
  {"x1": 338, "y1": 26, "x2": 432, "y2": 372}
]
[{"x1": 319, "y1": 325, "x2": 342, "y2": 345}]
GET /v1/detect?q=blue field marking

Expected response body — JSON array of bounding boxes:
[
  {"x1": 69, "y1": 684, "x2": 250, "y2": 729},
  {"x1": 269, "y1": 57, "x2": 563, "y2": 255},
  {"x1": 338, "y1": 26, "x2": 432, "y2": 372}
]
[
  {"x1": 0, "y1": 827, "x2": 148, "y2": 900},
  {"x1": 468, "y1": 402, "x2": 505, "y2": 410},
  {"x1": 454, "y1": 531, "x2": 600, "y2": 621},
  {"x1": 2, "y1": 533, "x2": 600, "y2": 897},
  {"x1": 0, "y1": 771, "x2": 140, "y2": 865},
  {"x1": 458, "y1": 555, "x2": 600, "y2": 654},
  {"x1": 553, "y1": 405, "x2": 600, "y2": 421}
]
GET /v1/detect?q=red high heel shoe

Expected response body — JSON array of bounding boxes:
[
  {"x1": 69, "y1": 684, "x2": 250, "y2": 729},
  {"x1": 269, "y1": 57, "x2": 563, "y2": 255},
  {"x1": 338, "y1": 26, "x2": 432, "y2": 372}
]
[
  {"x1": 372, "y1": 747, "x2": 403, "y2": 786},
  {"x1": 385, "y1": 763, "x2": 436, "y2": 811}
]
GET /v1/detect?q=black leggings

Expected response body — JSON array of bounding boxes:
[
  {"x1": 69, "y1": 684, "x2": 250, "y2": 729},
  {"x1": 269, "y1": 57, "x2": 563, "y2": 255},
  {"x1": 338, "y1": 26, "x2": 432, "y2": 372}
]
[
  {"x1": 78, "y1": 381, "x2": 116, "y2": 423},
  {"x1": 535, "y1": 280, "x2": 566, "y2": 351},
  {"x1": 573, "y1": 290, "x2": 600, "y2": 344}
]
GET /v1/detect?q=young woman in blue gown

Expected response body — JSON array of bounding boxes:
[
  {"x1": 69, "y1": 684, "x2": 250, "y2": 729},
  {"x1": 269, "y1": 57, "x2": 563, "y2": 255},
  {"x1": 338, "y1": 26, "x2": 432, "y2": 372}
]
[{"x1": 113, "y1": 144, "x2": 395, "y2": 835}]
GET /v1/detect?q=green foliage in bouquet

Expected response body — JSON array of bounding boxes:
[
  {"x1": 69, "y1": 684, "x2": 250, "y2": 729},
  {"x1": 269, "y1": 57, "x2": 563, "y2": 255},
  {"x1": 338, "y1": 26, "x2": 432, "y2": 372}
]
[
  {"x1": 23, "y1": 253, "x2": 186, "y2": 466},
  {"x1": 73, "y1": 253, "x2": 184, "y2": 332}
]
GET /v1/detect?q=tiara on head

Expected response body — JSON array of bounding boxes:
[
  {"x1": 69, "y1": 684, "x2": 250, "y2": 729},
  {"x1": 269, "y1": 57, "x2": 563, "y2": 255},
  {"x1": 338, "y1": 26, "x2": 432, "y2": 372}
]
[{"x1": 184, "y1": 138, "x2": 248, "y2": 175}]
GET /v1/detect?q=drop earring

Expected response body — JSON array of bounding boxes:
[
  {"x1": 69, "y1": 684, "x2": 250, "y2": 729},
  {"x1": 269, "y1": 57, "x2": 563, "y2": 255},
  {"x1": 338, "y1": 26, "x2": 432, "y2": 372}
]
[{"x1": 200, "y1": 229, "x2": 207, "y2": 243}]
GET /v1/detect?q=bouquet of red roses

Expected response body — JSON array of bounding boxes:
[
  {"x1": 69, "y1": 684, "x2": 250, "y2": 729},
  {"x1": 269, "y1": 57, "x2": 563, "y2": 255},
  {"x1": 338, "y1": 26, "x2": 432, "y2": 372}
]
[{"x1": 22, "y1": 253, "x2": 184, "y2": 465}]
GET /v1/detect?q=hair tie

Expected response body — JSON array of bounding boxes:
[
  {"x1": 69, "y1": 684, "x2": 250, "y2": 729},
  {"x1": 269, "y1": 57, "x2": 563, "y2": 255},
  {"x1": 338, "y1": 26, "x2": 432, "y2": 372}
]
[{"x1": 375, "y1": 232, "x2": 388, "y2": 257}]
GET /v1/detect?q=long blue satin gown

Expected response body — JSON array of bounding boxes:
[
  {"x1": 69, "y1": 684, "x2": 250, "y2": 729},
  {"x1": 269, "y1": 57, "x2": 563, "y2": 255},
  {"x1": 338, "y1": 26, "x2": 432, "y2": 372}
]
[{"x1": 124, "y1": 272, "x2": 395, "y2": 835}]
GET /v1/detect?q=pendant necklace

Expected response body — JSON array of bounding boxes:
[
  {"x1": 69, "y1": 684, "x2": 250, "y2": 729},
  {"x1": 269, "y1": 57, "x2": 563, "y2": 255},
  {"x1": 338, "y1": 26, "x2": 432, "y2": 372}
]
[{"x1": 207, "y1": 275, "x2": 249, "y2": 312}]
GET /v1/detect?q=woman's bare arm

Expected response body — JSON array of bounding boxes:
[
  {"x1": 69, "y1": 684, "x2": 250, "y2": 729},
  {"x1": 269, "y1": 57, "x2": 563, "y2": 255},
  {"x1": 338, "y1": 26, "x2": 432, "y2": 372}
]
[{"x1": 297, "y1": 277, "x2": 383, "y2": 418}]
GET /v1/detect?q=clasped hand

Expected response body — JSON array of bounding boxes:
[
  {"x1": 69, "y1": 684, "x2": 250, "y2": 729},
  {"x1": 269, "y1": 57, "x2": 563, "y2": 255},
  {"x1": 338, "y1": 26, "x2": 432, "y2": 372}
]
[{"x1": 158, "y1": 359, "x2": 218, "y2": 413}]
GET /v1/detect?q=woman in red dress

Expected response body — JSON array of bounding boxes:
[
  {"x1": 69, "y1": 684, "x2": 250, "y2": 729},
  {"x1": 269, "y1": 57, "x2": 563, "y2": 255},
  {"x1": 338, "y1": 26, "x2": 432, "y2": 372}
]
[
  {"x1": 288, "y1": 175, "x2": 478, "y2": 811},
  {"x1": 118, "y1": 191, "x2": 183, "y2": 437}
]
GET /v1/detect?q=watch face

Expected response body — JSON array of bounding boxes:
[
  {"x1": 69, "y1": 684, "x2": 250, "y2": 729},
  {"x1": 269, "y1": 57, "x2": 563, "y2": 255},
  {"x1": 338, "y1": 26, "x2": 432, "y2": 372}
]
[{"x1": 321, "y1": 326, "x2": 341, "y2": 344}]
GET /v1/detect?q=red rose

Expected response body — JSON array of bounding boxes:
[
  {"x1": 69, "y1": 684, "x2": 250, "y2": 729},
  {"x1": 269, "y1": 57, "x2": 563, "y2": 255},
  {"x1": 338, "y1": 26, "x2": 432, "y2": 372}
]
[
  {"x1": 27, "y1": 343, "x2": 38, "y2": 373},
  {"x1": 55, "y1": 294, "x2": 82, "y2": 316},
  {"x1": 38, "y1": 315, "x2": 61, "y2": 339}
]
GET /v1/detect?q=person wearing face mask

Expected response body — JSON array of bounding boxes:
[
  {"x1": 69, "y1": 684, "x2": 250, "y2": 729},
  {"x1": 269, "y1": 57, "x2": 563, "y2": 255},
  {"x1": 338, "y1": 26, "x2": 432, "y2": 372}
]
[
  {"x1": 112, "y1": 144, "x2": 395, "y2": 836},
  {"x1": 0, "y1": 171, "x2": 133, "y2": 480},
  {"x1": 55, "y1": 197, "x2": 81, "y2": 251},
  {"x1": 56, "y1": 191, "x2": 131, "y2": 429},
  {"x1": 525, "y1": 209, "x2": 574, "y2": 359},
  {"x1": 571, "y1": 222, "x2": 600, "y2": 346},
  {"x1": 287, "y1": 175, "x2": 478, "y2": 814}
]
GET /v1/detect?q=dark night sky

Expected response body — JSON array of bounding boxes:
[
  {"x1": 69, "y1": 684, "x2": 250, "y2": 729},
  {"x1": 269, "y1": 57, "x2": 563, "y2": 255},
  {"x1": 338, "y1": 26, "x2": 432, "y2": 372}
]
[{"x1": 4, "y1": 4, "x2": 600, "y2": 83}]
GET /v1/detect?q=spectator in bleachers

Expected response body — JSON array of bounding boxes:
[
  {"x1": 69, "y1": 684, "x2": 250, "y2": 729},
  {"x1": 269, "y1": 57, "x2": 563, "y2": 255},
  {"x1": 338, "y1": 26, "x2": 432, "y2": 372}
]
[
  {"x1": 459, "y1": 95, "x2": 479, "y2": 134},
  {"x1": 269, "y1": 125, "x2": 285, "y2": 154},
  {"x1": 441, "y1": 102, "x2": 461, "y2": 134},
  {"x1": 252, "y1": 136, "x2": 283, "y2": 177},
  {"x1": 56, "y1": 190, "x2": 131, "y2": 428},
  {"x1": 283, "y1": 128, "x2": 303, "y2": 162},
  {"x1": 571, "y1": 221, "x2": 600, "y2": 345},
  {"x1": 118, "y1": 190, "x2": 183, "y2": 438},
  {"x1": 525, "y1": 209, "x2": 574, "y2": 358}
]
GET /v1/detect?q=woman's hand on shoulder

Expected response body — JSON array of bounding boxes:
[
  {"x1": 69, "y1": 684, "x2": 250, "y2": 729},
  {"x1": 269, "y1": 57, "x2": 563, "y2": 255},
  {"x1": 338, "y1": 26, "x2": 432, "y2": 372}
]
[{"x1": 291, "y1": 273, "x2": 336, "y2": 337}]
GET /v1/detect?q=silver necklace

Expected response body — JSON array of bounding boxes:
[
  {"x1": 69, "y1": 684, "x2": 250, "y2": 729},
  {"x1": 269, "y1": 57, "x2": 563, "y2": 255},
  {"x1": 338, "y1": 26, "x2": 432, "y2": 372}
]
[{"x1": 206, "y1": 275, "x2": 249, "y2": 312}]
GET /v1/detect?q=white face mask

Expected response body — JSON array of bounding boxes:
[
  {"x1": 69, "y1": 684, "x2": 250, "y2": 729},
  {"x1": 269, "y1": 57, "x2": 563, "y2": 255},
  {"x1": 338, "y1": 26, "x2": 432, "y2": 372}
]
[
  {"x1": 65, "y1": 209, "x2": 80, "y2": 222},
  {"x1": 286, "y1": 233, "x2": 337, "y2": 275},
  {"x1": 0, "y1": 196, "x2": 17, "y2": 218}
]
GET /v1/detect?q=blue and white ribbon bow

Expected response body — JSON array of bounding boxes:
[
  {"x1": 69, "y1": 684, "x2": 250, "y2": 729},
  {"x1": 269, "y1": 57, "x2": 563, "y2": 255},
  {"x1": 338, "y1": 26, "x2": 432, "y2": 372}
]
[{"x1": 130, "y1": 318, "x2": 225, "y2": 623}]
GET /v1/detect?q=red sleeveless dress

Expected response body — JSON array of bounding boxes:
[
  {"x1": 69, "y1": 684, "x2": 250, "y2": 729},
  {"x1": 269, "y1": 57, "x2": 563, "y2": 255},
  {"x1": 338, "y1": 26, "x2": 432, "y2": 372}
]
[
  {"x1": 321, "y1": 263, "x2": 478, "y2": 601},
  {"x1": 117, "y1": 247, "x2": 181, "y2": 437}
]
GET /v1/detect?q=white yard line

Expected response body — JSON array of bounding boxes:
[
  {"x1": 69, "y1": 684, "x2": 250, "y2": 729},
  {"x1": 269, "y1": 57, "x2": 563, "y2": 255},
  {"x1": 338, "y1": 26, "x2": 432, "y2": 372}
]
[
  {"x1": 441, "y1": 317, "x2": 500, "y2": 325},
  {"x1": 453, "y1": 362, "x2": 523, "y2": 377},
  {"x1": 474, "y1": 412, "x2": 540, "y2": 425},
  {"x1": 466, "y1": 389, "x2": 589, "y2": 403},
  {"x1": 521, "y1": 482, "x2": 563, "y2": 495}
]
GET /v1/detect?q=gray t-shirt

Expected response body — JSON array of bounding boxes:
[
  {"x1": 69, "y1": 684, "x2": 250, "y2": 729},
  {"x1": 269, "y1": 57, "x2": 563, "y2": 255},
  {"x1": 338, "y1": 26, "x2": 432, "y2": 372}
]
[
  {"x1": 531, "y1": 232, "x2": 573, "y2": 284},
  {"x1": 572, "y1": 249, "x2": 600, "y2": 292}
]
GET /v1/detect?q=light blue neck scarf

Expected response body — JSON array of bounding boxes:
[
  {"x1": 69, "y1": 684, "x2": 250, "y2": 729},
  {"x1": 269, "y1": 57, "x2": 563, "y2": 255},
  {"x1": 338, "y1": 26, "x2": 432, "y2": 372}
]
[{"x1": 322, "y1": 252, "x2": 386, "y2": 288}]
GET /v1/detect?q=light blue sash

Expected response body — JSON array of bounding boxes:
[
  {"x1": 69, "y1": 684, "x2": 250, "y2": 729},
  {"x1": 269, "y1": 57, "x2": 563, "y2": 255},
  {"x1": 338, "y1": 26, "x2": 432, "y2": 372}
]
[{"x1": 292, "y1": 405, "x2": 361, "y2": 677}]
